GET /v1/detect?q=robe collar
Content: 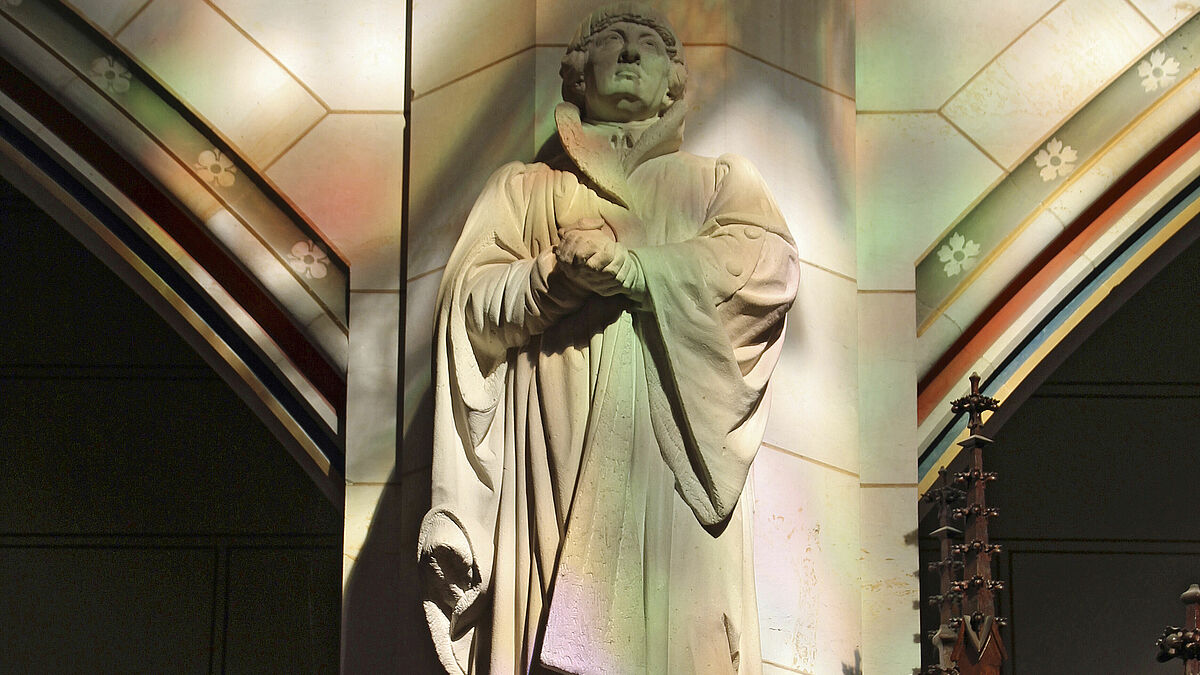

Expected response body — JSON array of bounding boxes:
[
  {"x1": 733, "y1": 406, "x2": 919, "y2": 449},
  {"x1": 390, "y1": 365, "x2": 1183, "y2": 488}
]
[{"x1": 554, "y1": 99, "x2": 688, "y2": 208}]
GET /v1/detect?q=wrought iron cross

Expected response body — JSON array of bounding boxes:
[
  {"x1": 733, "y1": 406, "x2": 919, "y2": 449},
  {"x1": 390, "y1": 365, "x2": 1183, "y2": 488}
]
[{"x1": 950, "y1": 373, "x2": 999, "y2": 435}]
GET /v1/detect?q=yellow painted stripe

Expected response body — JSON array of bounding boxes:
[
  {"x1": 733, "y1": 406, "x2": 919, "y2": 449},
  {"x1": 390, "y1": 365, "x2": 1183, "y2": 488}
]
[{"x1": 919, "y1": 196, "x2": 1200, "y2": 493}]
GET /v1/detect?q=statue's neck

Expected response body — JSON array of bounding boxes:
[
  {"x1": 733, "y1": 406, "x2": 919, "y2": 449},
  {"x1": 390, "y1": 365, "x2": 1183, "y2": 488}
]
[
  {"x1": 554, "y1": 101, "x2": 688, "y2": 208},
  {"x1": 581, "y1": 117, "x2": 659, "y2": 148}
]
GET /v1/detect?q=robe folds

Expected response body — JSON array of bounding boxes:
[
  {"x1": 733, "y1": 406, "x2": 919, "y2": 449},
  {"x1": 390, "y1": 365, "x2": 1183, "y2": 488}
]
[{"x1": 420, "y1": 102, "x2": 800, "y2": 675}]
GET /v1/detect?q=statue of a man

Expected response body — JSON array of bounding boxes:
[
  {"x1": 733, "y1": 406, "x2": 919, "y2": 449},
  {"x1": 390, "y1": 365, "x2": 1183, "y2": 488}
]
[{"x1": 419, "y1": 4, "x2": 799, "y2": 673}]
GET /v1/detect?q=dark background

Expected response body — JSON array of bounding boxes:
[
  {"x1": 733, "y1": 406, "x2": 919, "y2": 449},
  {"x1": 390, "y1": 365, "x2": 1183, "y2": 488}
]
[
  {"x1": 921, "y1": 231, "x2": 1200, "y2": 673},
  {"x1": 0, "y1": 176, "x2": 341, "y2": 673}
]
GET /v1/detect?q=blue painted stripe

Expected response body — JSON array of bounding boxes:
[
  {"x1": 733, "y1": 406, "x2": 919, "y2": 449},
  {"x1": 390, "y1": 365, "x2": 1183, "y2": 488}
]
[
  {"x1": 919, "y1": 172, "x2": 1200, "y2": 480},
  {"x1": 0, "y1": 113, "x2": 345, "y2": 474}
]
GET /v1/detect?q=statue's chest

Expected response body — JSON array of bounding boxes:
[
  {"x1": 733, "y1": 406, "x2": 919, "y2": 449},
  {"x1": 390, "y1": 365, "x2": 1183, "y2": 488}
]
[
  {"x1": 533, "y1": 155, "x2": 716, "y2": 250},
  {"x1": 626, "y1": 156, "x2": 717, "y2": 246}
]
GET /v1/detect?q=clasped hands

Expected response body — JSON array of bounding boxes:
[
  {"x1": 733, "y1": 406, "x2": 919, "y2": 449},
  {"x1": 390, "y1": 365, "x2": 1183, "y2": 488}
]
[{"x1": 554, "y1": 208, "x2": 645, "y2": 302}]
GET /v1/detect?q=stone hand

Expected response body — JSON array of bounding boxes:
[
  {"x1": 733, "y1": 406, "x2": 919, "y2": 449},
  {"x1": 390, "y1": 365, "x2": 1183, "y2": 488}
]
[
  {"x1": 555, "y1": 229, "x2": 627, "y2": 297},
  {"x1": 556, "y1": 228, "x2": 622, "y2": 271},
  {"x1": 418, "y1": 513, "x2": 479, "y2": 615},
  {"x1": 555, "y1": 229, "x2": 646, "y2": 301}
]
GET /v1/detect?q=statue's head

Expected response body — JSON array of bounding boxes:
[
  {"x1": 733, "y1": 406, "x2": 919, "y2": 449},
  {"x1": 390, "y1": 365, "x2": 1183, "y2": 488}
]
[{"x1": 560, "y1": 3, "x2": 688, "y2": 122}]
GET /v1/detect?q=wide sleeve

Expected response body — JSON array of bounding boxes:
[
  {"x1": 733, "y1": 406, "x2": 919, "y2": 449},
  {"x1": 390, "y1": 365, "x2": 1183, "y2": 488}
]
[
  {"x1": 635, "y1": 154, "x2": 800, "y2": 527},
  {"x1": 420, "y1": 163, "x2": 587, "y2": 670}
]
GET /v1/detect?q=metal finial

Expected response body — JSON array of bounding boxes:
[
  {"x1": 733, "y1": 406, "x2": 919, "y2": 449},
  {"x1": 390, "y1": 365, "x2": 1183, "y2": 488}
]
[{"x1": 950, "y1": 372, "x2": 999, "y2": 435}]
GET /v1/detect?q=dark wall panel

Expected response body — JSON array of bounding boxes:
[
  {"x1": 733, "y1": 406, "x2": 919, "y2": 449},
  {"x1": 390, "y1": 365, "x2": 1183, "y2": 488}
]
[
  {"x1": 224, "y1": 548, "x2": 341, "y2": 674},
  {"x1": 0, "y1": 376, "x2": 338, "y2": 536},
  {"x1": 1007, "y1": 551, "x2": 1197, "y2": 674},
  {"x1": 0, "y1": 547, "x2": 214, "y2": 673},
  {"x1": 1, "y1": 163, "x2": 342, "y2": 669}
]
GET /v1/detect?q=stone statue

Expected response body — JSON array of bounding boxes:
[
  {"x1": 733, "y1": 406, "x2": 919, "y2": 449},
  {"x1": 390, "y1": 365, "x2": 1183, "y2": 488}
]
[{"x1": 418, "y1": 4, "x2": 799, "y2": 673}]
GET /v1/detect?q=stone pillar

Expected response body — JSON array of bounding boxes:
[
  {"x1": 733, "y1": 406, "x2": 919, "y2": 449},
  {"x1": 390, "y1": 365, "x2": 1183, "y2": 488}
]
[{"x1": 341, "y1": 284, "x2": 408, "y2": 673}]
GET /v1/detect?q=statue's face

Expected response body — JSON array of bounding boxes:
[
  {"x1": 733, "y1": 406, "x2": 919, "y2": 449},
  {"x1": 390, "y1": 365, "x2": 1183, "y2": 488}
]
[{"x1": 582, "y1": 21, "x2": 671, "y2": 122}]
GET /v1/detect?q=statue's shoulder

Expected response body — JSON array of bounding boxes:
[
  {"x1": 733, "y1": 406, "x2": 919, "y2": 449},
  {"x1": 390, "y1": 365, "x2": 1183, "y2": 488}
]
[
  {"x1": 713, "y1": 152, "x2": 763, "y2": 174},
  {"x1": 712, "y1": 153, "x2": 772, "y2": 190},
  {"x1": 651, "y1": 151, "x2": 769, "y2": 189},
  {"x1": 480, "y1": 160, "x2": 559, "y2": 192}
]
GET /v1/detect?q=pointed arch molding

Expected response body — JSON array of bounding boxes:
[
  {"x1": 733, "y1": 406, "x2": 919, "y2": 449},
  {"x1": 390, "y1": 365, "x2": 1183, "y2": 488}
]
[
  {"x1": 0, "y1": 3, "x2": 348, "y2": 494},
  {"x1": 916, "y1": 114, "x2": 1200, "y2": 490},
  {"x1": 914, "y1": 14, "x2": 1200, "y2": 489}
]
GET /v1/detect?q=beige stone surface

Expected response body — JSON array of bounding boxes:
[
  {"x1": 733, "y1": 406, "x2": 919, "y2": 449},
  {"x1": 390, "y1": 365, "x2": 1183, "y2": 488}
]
[
  {"x1": 342, "y1": 483, "x2": 387, "y2": 586},
  {"x1": 413, "y1": 0, "x2": 534, "y2": 96},
  {"x1": 533, "y1": 47, "x2": 567, "y2": 152},
  {"x1": 1129, "y1": 0, "x2": 1200, "y2": 33},
  {"x1": 303, "y1": 313, "x2": 351, "y2": 376},
  {"x1": 858, "y1": 291, "x2": 918, "y2": 484},
  {"x1": 62, "y1": 0, "x2": 146, "y2": 35},
  {"x1": 857, "y1": 0, "x2": 1056, "y2": 110},
  {"x1": 728, "y1": 0, "x2": 854, "y2": 98},
  {"x1": 117, "y1": 0, "x2": 326, "y2": 168},
  {"x1": 407, "y1": 52, "x2": 535, "y2": 278},
  {"x1": 400, "y1": 269, "x2": 442, "y2": 475},
  {"x1": 942, "y1": 0, "x2": 1159, "y2": 168},
  {"x1": 765, "y1": 265, "x2": 859, "y2": 475},
  {"x1": 753, "y1": 447, "x2": 861, "y2": 675},
  {"x1": 212, "y1": 0, "x2": 407, "y2": 111},
  {"x1": 715, "y1": 50, "x2": 856, "y2": 280},
  {"x1": 344, "y1": 291, "x2": 400, "y2": 484},
  {"x1": 266, "y1": 113, "x2": 405, "y2": 290},
  {"x1": 856, "y1": 112, "x2": 1003, "y2": 290},
  {"x1": 859, "y1": 485, "x2": 921, "y2": 674}
]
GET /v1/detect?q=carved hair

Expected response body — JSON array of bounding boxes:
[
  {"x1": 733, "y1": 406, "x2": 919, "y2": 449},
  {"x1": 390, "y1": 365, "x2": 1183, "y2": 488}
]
[{"x1": 560, "y1": 2, "x2": 688, "y2": 116}]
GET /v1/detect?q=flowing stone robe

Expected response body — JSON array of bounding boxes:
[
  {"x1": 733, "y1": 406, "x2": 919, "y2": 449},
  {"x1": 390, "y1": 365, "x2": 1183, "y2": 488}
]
[{"x1": 421, "y1": 101, "x2": 799, "y2": 675}]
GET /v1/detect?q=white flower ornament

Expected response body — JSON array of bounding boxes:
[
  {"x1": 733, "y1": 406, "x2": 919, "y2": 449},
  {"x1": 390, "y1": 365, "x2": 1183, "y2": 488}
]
[
  {"x1": 1139, "y1": 50, "x2": 1180, "y2": 93},
  {"x1": 1033, "y1": 138, "x2": 1077, "y2": 182},
  {"x1": 288, "y1": 240, "x2": 329, "y2": 279},
  {"x1": 937, "y1": 232, "x2": 981, "y2": 278},
  {"x1": 194, "y1": 149, "x2": 236, "y2": 187},
  {"x1": 90, "y1": 56, "x2": 130, "y2": 95}
]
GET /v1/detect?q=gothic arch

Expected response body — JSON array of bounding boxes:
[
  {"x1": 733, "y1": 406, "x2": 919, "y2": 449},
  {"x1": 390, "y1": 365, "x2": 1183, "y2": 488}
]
[{"x1": 0, "y1": 6, "x2": 348, "y2": 500}]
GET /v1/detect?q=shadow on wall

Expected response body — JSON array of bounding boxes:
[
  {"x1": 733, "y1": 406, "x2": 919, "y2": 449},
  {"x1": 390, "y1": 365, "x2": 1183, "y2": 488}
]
[
  {"x1": 341, "y1": 465, "x2": 440, "y2": 673},
  {"x1": 842, "y1": 648, "x2": 862, "y2": 674}
]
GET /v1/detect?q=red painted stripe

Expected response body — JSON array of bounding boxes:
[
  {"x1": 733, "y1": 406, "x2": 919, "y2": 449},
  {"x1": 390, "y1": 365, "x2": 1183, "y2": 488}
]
[
  {"x1": 0, "y1": 57, "x2": 346, "y2": 414},
  {"x1": 918, "y1": 107, "x2": 1200, "y2": 424}
]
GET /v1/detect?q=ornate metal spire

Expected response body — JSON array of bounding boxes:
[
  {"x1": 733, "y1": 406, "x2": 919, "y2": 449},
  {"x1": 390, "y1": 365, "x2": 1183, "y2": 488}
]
[
  {"x1": 923, "y1": 373, "x2": 1007, "y2": 675},
  {"x1": 923, "y1": 468, "x2": 965, "y2": 674}
]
